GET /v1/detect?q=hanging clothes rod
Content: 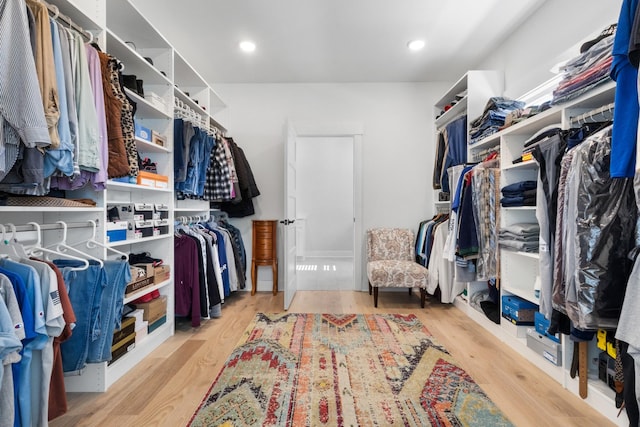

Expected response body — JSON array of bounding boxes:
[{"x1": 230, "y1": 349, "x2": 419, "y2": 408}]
[
  {"x1": 5, "y1": 220, "x2": 100, "y2": 233},
  {"x1": 43, "y1": 0, "x2": 94, "y2": 42},
  {"x1": 570, "y1": 102, "x2": 615, "y2": 126}
]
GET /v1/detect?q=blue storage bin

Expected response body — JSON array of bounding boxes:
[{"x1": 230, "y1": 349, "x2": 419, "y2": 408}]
[
  {"x1": 534, "y1": 311, "x2": 560, "y2": 343},
  {"x1": 501, "y1": 295, "x2": 538, "y2": 325}
]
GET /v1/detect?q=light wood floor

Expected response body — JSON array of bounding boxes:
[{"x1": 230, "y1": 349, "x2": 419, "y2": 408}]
[{"x1": 50, "y1": 291, "x2": 616, "y2": 427}]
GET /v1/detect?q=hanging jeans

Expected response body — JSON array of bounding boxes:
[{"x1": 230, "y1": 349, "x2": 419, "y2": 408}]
[
  {"x1": 86, "y1": 260, "x2": 130, "y2": 363},
  {"x1": 54, "y1": 260, "x2": 106, "y2": 374}
]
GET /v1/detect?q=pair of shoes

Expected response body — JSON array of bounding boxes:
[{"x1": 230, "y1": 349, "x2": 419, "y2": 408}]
[
  {"x1": 129, "y1": 252, "x2": 163, "y2": 266},
  {"x1": 122, "y1": 74, "x2": 144, "y2": 96},
  {"x1": 131, "y1": 289, "x2": 160, "y2": 304},
  {"x1": 138, "y1": 156, "x2": 157, "y2": 173}
]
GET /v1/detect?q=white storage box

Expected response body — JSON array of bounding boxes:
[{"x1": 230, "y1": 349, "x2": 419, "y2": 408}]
[{"x1": 526, "y1": 328, "x2": 562, "y2": 366}]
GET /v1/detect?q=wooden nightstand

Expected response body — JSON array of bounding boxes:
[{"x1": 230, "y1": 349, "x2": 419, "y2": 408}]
[{"x1": 251, "y1": 220, "x2": 278, "y2": 295}]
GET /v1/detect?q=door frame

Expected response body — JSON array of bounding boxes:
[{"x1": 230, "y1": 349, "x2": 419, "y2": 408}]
[{"x1": 289, "y1": 121, "x2": 364, "y2": 291}]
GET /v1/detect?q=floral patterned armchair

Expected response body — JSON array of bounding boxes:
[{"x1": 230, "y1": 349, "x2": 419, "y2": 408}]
[{"x1": 366, "y1": 228, "x2": 428, "y2": 308}]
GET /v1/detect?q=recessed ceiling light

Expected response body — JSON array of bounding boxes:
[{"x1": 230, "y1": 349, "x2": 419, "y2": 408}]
[
  {"x1": 407, "y1": 39, "x2": 425, "y2": 51},
  {"x1": 239, "y1": 40, "x2": 256, "y2": 53}
]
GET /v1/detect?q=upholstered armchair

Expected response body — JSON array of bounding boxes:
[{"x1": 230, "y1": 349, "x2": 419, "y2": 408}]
[{"x1": 366, "y1": 228, "x2": 428, "y2": 308}]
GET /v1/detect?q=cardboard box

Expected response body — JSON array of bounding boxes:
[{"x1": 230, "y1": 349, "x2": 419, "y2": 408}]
[
  {"x1": 127, "y1": 219, "x2": 154, "y2": 240},
  {"x1": 112, "y1": 316, "x2": 136, "y2": 347},
  {"x1": 108, "y1": 332, "x2": 136, "y2": 366},
  {"x1": 526, "y1": 328, "x2": 562, "y2": 366},
  {"x1": 135, "y1": 321, "x2": 149, "y2": 344},
  {"x1": 148, "y1": 315, "x2": 167, "y2": 334},
  {"x1": 144, "y1": 92, "x2": 167, "y2": 113},
  {"x1": 126, "y1": 309, "x2": 145, "y2": 328},
  {"x1": 134, "y1": 122, "x2": 152, "y2": 142},
  {"x1": 154, "y1": 218, "x2": 170, "y2": 235},
  {"x1": 137, "y1": 171, "x2": 169, "y2": 189},
  {"x1": 154, "y1": 265, "x2": 170, "y2": 284},
  {"x1": 106, "y1": 221, "x2": 128, "y2": 243},
  {"x1": 125, "y1": 276, "x2": 154, "y2": 296},
  {"x1": 152, "y1": 130, "x2": 167, "y2": 147},
  {"x1": 135, "y1": 295, "x2": 167, "y2": 325},
  {"x1": 154, "y1": 204, "x2": 170, "y2": 219},
  {"x1": 132, "y1": 263, "x2": 155, "y2": 279},
  {"x1": 598, "y1": 351, "x2": 617, "y2": 391},
  {"x1": 501, "y1": 295, "x2": 538, "y2": 325},
  {"x1": 534, "y1": 311, "x2": 560, "y2": 343}
]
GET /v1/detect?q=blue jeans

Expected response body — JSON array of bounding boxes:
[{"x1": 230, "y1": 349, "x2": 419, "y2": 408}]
[
  {"x1": 87, "y1": 260, "x2": 131, "y2": 363},
  {"x1": 197, "y1": 134, "x2": 216, "y2": 197},
  {"x1": 54, "y1": 260, "x2": 106, "y2": 374}
]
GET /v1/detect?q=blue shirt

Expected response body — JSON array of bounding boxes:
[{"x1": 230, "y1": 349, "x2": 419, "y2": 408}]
[
  {"x1": 0, "y1": 260, "x2": 46, "y2": 427},
  {"x1": 611, "y1": 0, "x2": 639, "y2": 178}
]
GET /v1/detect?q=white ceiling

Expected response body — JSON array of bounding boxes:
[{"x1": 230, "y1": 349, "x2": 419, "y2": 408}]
[{"x1": 130, "y1": 0, "x2": 547, "y2": 84}]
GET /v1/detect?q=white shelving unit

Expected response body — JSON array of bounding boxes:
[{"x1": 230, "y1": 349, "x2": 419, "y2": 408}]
[
  {"x1": 0, "y1": 0, "x2": 228, "y2": 393},
  {"x1": 433, "y1": 70, "x2": 503, "y2": 212},
  {"x1": 433, "y1": 70, "x2": 503, "y2": 319},
  {"x1": 450, "y1": 79, "x2": 623, "y2": 425}
]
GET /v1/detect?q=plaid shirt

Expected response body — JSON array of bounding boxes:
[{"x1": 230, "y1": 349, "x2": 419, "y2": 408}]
[{"x1": 204, "y1": 136, "x2": 233, "y2": 202}]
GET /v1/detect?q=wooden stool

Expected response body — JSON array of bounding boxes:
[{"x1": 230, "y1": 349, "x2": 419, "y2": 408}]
[{"x1": 251, "y1": 220, "x2": 278, "y2": 295}]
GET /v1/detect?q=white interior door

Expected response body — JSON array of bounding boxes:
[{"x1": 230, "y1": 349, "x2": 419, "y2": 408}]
[{"x1": 283, "y1": 121, "x2": 298, "y2": 310}]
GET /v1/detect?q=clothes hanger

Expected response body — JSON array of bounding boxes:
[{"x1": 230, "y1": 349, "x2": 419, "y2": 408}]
[
  {"x1": 26, "y1": 222, "x2": 90, "y2": 271},
  {"x1": 0, "y1": 225, "x2": 9, "y2": 259},
  {"x1": 3, "y1": 223, "x2": 30, "y2": 260},
  {"x1": 72, "y1": 220, "x2": 129, "y2": 261},
  {"x1": 49, "y1": 221, "x2": 104, "y2": 267}
]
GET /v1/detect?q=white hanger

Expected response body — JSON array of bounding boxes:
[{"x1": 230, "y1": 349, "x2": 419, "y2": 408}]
[
  {"x1": 50, "y1": 221, "x2": 104, "y2": 267},
  {"x1": 72, "y1": 220, "x2": 129, "y2": 261},
  {"x1": 4, "y1": 223, "x2": 30, "y2": 260},
  {"x1": 27, "y1": 222, "x2": 90, "y2": 271}
]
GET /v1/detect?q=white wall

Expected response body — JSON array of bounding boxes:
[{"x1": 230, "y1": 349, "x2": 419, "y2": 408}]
[
  {"x1": 477, "y1": 0, "x2": 622, "y2": 98},
  {"x1": 297, "y1": 136, "x2": 353, "y2": 257},
  {"x1": 213, "y1": 82, "x2": 446, "y2": 291}
]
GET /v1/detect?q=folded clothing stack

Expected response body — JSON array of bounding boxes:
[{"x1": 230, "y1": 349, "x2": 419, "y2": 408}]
[
  {"x1": 499, "y1": 222, "x2": 540, "y2": 253},
  {"x1": 469, "y1": 97, "x2": 525, "y2": 145},
  {"x1": 500, "y1": 180, "x2": 537, "y2": 207},
  {"x1": 551, "y1": 26, "x2": 615, "y2": 105}
]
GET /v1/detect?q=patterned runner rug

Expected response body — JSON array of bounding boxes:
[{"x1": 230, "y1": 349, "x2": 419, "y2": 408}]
[{"x1": 188, "y1": 313, "x2": 514, "y2": 427}]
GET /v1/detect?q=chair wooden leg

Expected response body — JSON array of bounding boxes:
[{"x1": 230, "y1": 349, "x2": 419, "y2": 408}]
[
  {"x1": 373, "y1": 287, "x2": 378, "y2": 308},
  {"x1": 369, "y1": 281, "x2": 372, "y2": 295},
  {"x1": 420, "y1": 288, "x2": 426, "y2": 308},
  {"x1": 408, "y1": 288, "x2": 412, "y2": 296}
]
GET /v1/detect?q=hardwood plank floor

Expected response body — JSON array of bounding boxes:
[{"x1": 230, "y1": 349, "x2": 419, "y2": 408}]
[{"x1": 50, "y1": 291, "x2": 617, "y2": 427}]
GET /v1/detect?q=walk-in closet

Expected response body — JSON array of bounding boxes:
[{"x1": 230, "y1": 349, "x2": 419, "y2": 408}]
[{"x1": 1, "y1": 0, "x2": 637, "y2": 426}]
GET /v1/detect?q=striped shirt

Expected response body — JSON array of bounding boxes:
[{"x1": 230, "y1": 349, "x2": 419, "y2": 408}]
[{"x1": 0, "y1": 0, "x2": 51, "y2": 179}]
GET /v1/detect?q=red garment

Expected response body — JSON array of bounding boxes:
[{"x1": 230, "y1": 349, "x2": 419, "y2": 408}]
[{"x1": 36, "y1": 260, "x2": 76, "y2": 421}]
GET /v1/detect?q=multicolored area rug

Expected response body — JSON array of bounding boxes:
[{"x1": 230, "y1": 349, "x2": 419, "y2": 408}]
[{"x1": 188, "y1": 313, "x2": 513, "y2": 427}]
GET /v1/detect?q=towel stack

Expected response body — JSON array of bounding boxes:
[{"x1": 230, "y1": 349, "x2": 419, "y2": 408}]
[{"x1": 499, "y1": 222, "x2": 540, "y2": 253}]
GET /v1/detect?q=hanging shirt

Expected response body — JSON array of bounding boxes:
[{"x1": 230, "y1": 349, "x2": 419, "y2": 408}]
[
  {"x1": 0, "y1": 0, "x2": 51, "y2": 181},
  {"x1": 25, "y1": 0, "x2": 60, "y2": 148},
  {"x1": 611, "y1": 0, "x2": 640, "y2": 177}
]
